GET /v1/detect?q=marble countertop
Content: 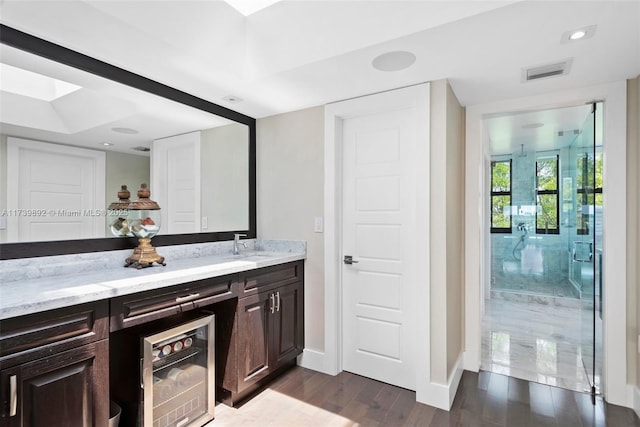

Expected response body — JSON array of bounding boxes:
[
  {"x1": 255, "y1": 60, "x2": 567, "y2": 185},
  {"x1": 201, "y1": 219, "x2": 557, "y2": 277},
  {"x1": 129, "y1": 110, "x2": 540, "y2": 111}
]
[{"x1": 0, "y1": 241, "x2": 305, "y2": 320}]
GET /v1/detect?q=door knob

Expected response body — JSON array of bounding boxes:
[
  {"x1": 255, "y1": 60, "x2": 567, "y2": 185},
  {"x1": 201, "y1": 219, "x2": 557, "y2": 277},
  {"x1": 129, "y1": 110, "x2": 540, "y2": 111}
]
[{"x1": 344, "y1": 255, "x2": 359, "y2": 265}]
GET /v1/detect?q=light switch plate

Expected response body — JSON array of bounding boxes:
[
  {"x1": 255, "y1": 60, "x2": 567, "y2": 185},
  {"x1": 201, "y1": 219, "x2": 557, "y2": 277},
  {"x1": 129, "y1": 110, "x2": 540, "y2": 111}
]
[{"x1": 314, "y1": 216, "x2": 323, "y2": 233}]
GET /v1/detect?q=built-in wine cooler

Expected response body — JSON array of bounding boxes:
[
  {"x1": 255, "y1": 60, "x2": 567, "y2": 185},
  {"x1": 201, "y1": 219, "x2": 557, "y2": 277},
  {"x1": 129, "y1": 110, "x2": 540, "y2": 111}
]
[{"x1": 140, "y1": 314, "x2": 215, "y2": 427}]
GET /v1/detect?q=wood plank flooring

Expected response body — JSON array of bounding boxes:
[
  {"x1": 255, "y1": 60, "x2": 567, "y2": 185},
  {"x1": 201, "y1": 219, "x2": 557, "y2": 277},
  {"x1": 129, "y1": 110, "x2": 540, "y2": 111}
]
[{"x1": 211, "y1": 367, "x2": 640, "y2": 426}]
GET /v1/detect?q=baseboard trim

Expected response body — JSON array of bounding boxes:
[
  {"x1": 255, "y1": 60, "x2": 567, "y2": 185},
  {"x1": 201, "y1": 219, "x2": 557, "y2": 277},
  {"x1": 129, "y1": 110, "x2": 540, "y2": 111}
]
[
  {"x1": 417, "y1": 353, "x2": 464, "y2": 410},
  {"x1": 297, "y1": 348, "x2": 328, "y2": 373},
  {"x1": 633, "y1": 386, "x2": 640, "y2": 419},
  {"x1": 463, "y1": 350, "x2": 480, "y2": 372}
]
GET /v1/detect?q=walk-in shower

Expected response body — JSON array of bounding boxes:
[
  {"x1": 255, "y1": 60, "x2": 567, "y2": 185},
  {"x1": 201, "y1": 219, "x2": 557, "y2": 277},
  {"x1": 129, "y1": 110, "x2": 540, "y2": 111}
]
[
  {"x1": 482, "y1": 102, "x2": 603, "y2": 395},
  {"x1": 488, "y1": 104, "x2": 602, "y2": 302}
]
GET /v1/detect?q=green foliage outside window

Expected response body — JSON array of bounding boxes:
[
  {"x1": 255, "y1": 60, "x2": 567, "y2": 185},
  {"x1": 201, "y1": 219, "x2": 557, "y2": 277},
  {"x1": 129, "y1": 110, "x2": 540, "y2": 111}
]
[
  {"x1": 491, "y1": 160, "x2": 511, "y2": 232},
  {"x1": 536, "y1": 156, "x2": 559, "y2": 233},
  {"x1": 492, "y1": 162, "x2": 511, "y2": 192}
]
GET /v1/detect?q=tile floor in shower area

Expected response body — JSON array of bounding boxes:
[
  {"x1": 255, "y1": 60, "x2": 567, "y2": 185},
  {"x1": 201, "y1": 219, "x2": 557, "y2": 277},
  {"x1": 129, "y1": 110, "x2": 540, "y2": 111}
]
[{"x1": 481, "y1": 294, "x2": 601, "y2": 394}]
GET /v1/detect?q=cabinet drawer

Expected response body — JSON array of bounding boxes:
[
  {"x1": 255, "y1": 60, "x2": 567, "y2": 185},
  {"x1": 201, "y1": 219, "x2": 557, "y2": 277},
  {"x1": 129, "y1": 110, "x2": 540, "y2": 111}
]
[
  {"x1": 239, "y1": 261, "x2": 303, "y2": 297},
  {"x1": 110, "y1": 275, "x2": 237, "y2": 331},
  {"x1": 0, "y1": 301, "x2": 108, "y2": 368}
]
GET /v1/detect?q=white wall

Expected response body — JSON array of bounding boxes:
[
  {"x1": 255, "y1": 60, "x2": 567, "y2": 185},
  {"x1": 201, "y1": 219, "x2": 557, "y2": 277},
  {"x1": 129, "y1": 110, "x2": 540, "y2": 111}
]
[
  {"x1": 256, "y1": 106, "x2": 325, "y2": 352},
  {"x1": 201, "y1": 123, "x2": 249, "y2": 232},
  {"x1": 429, "y1": 80, "x2": 466, "y2": 385}
]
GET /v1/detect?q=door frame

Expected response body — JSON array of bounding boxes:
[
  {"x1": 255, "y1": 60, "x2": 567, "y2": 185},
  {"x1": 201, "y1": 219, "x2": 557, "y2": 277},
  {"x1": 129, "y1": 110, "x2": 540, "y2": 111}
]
[
  {"x1": 322, "y1": 84, "x2": 432, "y2": 403},
  {"x1": 464, "y1": 81, "x2": 630, "y2": 406}
]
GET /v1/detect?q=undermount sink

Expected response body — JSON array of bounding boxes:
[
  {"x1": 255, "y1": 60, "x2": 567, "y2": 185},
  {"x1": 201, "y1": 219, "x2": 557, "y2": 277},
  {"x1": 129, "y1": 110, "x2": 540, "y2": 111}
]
[{"x1": 226, "y1": 252, "x2": 273, "y2": 261}]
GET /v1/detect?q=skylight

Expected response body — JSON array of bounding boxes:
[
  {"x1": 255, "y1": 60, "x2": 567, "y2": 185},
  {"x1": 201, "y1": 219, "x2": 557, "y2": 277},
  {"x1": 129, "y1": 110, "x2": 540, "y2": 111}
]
[
  {"x1": 0, "y1": 63, "x2": 81, "y2": 101},
  {"x1": 223, "y1": 0, "x2": 282, "y2": 16}
]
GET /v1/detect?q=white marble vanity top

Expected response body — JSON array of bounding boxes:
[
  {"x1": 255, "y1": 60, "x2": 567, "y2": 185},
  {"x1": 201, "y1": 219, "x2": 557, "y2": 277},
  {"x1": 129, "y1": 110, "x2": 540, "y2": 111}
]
[{"x1": 0, "y1": 239, "x2": 305, "y2": 320}]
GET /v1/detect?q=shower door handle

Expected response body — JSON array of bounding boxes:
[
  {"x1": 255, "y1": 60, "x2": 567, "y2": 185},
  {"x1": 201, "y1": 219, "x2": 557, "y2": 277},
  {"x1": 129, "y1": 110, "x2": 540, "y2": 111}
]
[{"x1": 573, "y1": 241, "x2": 593, "y2": 262}]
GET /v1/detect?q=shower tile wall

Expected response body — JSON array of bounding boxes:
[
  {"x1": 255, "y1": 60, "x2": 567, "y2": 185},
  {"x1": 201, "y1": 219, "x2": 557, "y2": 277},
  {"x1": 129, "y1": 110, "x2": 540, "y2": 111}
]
[{"x1": 491, "y1": 148, "x2": 579, "y2": 299}]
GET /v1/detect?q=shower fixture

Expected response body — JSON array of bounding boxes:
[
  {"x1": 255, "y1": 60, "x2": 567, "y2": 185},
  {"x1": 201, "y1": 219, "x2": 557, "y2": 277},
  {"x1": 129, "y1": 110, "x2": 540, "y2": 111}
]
[
  {"x1": 517, "y1": 144, "x2": 527, "y2": 157},
  {"x1": 513, "y1": 222, "x2": 528, "y2": 260}
]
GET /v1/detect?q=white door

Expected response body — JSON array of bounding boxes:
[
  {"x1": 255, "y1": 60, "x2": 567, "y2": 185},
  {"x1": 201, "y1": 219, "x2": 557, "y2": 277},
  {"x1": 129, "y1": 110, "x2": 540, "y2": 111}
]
[
  {"x1": 152, "y1": 131, "x2": 201, "y2": 234},
  {"x1": 6, "y1": 137, "x2": 105, "y2": 242},
  {"x1": 341, "y1": 104, "x2": 422, "y2": 390}
]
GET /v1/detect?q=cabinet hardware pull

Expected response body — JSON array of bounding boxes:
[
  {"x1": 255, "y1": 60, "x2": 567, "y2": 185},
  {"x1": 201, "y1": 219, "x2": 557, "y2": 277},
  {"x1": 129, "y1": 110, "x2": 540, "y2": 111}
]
[
  {"x1": 276, "y1": 292, "x2": 281, "y2": 312},
  {"x1": 176, "y1": 293, "x2": 201, "y2": 303},
  {"x1": 9, "y1": 374, "x2": 17, "y2": 417},
  {"x1": 270, "y1": 293, "x2": 275, "y2": 314},
  {"x1": 140, "y1": 358, "x2": 145, "y2": 390}
]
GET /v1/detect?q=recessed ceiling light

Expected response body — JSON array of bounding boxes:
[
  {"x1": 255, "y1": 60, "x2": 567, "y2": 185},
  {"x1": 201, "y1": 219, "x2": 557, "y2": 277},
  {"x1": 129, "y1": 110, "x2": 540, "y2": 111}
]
[
  {"x1": 223, "y1": 95, "x2": 243, "y2": 103},
  {"x1": 522, "y1": 123, "x2": 544, "y2": 129},
  {"x1": 111, "y1": 127, "x2": 139, "y2": 134},
  {"x1": 372, "y1": 51, "x2": 416, "y2": 72},
  {"x1": 561, "y1": 25, "x2": 597, "y2": 44},
  {"x1": 570, "y1": 30, "x2": 586, "y2": 40},
  {"x1": 101, "y1": 142, "x2": 114, "y2": 146}
]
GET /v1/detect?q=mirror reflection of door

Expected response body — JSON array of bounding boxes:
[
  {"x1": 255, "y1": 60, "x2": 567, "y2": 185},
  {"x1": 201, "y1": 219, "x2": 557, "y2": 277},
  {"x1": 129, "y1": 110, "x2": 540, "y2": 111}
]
[
  {"x1": 7, "y1": 137, "x2": 105, "y2": 242},
  {"x1": 152, "y1": 131, "x2": 201, "y2": 234}
]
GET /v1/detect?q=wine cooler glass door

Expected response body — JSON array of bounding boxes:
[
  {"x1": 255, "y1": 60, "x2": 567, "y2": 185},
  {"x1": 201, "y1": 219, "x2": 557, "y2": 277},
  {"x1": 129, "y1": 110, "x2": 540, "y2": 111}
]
[{"x1": 141, "y1": 314, "x2": 215, "y2": 427}]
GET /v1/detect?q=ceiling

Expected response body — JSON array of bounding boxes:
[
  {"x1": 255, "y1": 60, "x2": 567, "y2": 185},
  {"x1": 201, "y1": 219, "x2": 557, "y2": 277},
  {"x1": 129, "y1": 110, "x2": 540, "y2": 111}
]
[
  {"x1": 484, "y1": 103, "x2": 597, "y2": 155},
  {"x1": 1, "y1": 0, "x2": 639, "y2": 138}
]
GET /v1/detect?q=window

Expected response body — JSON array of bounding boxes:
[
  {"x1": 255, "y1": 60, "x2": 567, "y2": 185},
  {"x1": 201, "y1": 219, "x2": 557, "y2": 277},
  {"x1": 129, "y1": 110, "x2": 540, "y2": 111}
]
[
  {"x1": 491, "y1": 159, "x2": 511, "y2": 233},
  {"x1": 536, "y1": 155, "x2": 559, "y2": 234},
  {"x1": 576, "y1": 151, "x2": 603, "y2": 235}
]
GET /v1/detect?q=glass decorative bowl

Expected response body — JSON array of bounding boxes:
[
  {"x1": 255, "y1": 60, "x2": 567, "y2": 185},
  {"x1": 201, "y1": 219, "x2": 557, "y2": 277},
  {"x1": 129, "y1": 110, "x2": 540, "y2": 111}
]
[{"x1": 127, "y1": 210, "x2": 161, "y2": 239}]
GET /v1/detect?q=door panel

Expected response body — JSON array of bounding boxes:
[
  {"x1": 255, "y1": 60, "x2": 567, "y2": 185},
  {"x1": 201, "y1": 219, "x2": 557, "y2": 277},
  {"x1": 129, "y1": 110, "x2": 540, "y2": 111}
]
[
  {"x1": 574, "y1": 102, "x2": 602, "y2": 395},
  {"x1": 7, "y1": 137, "x2": 105, "y2": 242},
  {"x1": 272, "y1": 282, "x2": 303, "y2": 368},
  {"x1": 342, "y1": 107, "x2": 418, "y2": 390},
  {"x1": 237, "y1": 292, "x2": 271, "y2": 391},
  {"x1": 1, "y1": 340, "x2": 108, "y2": 427},
  {"x1": 152, "y1": 131, "x2": 201, "y2": 234}
]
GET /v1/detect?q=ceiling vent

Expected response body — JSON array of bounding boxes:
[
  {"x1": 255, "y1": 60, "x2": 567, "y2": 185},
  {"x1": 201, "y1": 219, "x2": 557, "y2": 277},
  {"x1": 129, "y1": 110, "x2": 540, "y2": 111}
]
[
  {"x1": 132, "y1": 146, "x2": 150, "y2": 152},
  {"x1": 522, "y1": 58, "x2": 572, "y2": 82}
]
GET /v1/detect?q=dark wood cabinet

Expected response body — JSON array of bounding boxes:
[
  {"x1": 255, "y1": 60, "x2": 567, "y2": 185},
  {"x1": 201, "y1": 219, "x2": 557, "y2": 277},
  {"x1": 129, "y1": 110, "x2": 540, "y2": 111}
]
[
  {"x1": 271, "y1": 282, "x2": 304, "y2": 368},
  {"x1": 219, "y1": 261, "x2": 304, "y2": 405},
  {"x1": 0, "y1": 302, "x2": 109, "y2": 427},
  {"x1": 236, "y1": 290, "x2": 273, "y2": 390},
  {"x1": 0, "y1": 258, "x2": 304, "y2": 423},
  {"x1": 110, "y1": 275, "x2": 237, "y2": 331}
]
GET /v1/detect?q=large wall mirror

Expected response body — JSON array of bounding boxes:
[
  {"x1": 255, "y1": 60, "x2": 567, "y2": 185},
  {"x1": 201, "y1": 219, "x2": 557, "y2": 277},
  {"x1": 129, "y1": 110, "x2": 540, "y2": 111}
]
[{"x1": 0, "y1": 25, "x2": 256, "y2": 259}]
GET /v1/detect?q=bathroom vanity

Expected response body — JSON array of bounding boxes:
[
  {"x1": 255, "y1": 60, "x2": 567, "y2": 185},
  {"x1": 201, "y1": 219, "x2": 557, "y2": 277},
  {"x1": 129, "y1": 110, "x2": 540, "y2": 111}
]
[{"x1": 0, "y1": 240, "x2": 305, "y2": 426}]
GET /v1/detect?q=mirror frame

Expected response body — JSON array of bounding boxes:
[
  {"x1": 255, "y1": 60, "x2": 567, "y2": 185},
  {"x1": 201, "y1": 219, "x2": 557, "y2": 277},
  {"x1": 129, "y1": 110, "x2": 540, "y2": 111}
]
[{"x1": 0, "y1": 24, "x2": 257, "y2": 260}]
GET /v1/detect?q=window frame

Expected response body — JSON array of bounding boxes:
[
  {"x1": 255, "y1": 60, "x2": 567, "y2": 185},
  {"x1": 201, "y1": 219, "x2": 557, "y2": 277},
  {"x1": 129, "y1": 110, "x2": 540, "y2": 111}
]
[
  {"x1": 535, "y1": 154, "x2": 560, "y2": 234},
  {"x1": 576, "y1": 151, "x2": 603, "y2": 235},
  {"x1": 490, "y1": 159, "x2": 512, "y2": 234}
]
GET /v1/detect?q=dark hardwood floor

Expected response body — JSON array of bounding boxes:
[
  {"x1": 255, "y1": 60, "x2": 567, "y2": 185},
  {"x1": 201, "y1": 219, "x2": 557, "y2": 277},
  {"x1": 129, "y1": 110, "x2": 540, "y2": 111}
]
[{"x1": 212, "y1": 366, "x2": 640, "y2": 426}]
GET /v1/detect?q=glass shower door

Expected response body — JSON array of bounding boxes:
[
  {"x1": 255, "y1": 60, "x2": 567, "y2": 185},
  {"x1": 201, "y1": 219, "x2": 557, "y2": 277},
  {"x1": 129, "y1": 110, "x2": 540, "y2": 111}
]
[{"x1": 574, "y1": 102, "x2": 601, "y2": 396}]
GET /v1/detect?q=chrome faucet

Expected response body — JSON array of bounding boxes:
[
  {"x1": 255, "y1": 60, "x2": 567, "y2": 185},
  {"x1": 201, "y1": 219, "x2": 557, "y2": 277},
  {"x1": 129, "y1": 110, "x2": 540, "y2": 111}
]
[{"x1": 233, "y1": 233, "x2": 247, "y2": 255}]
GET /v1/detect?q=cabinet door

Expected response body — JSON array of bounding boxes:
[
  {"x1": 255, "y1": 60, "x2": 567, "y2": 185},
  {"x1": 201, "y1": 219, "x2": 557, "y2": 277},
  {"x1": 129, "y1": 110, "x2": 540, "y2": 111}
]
[
  {"x1": 1, "y1": 340, "x2": 109, "y2": 427},
  {"x1": 270, "y1": 282, "x2": 304, "y2": 369},
  {"x1": 236, "y1": 291, "x2": 272, "y2": 392}
]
